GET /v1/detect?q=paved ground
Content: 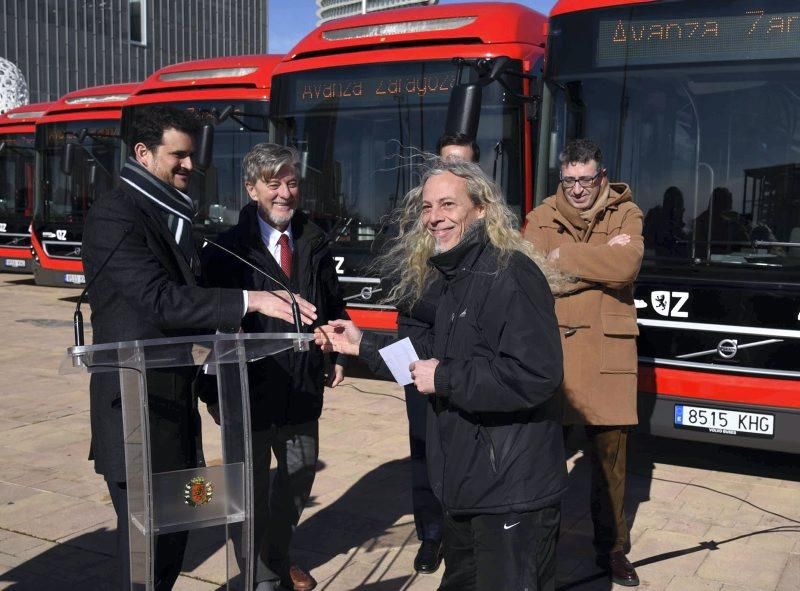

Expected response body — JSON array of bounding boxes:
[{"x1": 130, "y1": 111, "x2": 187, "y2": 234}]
[{"x1": 0, "y1": 271, "x2": 797, "y2": 591}]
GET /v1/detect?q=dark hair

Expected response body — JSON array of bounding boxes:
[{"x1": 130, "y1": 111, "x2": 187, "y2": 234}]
[
  {"x1": 558, "y1": 138, "x2": 603, "y2": 169},
  {"x1": 436, "y1": 132, "x2": 480, "y2": 162},
  {"x1": 126, "y1": 106, "x2": 201, "y2": 152}
]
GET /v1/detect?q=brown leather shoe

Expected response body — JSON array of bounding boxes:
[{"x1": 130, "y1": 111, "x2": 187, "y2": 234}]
[
  {"x1": 289, "y1": 565, "x2": 317, "y2": 591},
  {"x1": 597, "y1": 551, "x2": 640, "y2": 587}
]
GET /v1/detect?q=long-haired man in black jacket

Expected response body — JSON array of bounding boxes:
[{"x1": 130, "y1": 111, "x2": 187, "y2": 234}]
[{"x1": 314, "y1": 159, "x2": 566, "y2": 590}]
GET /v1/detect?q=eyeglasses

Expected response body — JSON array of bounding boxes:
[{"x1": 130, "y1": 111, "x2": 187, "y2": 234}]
[{"x1": 560, "y1": 172, "x2": 601, "y2": 189}]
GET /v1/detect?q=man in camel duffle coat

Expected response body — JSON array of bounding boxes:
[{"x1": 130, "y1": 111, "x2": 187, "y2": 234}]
[{"x1": 524, "y1": 138, "x2": 643, "y2": 588}]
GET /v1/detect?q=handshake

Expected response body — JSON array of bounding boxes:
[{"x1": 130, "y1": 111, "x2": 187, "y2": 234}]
[
  {"x1": 313, "y1": 320, "x2": 439, "y2": 395},
  {"x1": 248, "y1": 292, "x2": 439, "y2": 394}
]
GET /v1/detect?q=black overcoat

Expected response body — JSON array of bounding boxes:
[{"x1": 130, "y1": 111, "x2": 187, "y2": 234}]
[
  {"x1": 199, "y1": 202, "x2": 348, "y2": 428},
  {"x1": 82, "y1": 183, "x2": 243, "y2": 482}
]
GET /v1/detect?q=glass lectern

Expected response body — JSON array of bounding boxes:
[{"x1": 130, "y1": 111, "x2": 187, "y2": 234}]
[{"x1": 63, "y1": 332, "x2": 314, "y2": 590}]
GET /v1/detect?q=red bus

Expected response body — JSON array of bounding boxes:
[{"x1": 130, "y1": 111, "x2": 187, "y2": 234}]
[
  {"x1": 121, "y1": 55, "x2": 283, "y2": 240},
  {"x1": 269, "y1": 2, "x2": 548, "y2": 330},
  {"x1": 31, "y1": 83, "x2": 139, "y2": 287},
  {"x1": 537, "y1": 0, "x2": 800, "y2": 452},
  {"x1": 0, "y1": 102, "x2": 52, "y2": 273}
]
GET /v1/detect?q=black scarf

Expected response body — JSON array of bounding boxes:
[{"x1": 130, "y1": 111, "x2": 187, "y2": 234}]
[
  {"x1": 120, "y1": 157, "x2": 197, "y2": 267},
  {"x1": 428, "y1": 219, "x2": 489, "y2": 280}
]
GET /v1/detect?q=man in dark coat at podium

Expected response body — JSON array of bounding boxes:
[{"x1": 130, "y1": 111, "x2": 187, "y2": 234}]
[{"x1": 82, "y1": 107, "x2": 316, "y2": 590}]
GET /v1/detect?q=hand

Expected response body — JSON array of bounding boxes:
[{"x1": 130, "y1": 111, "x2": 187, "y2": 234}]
[
  {"x1": 248, "y1": 290, "x2": 317, "y2": 325},
  {"x1": 607, "y1": 233, "x2": 631, "y2": 246},
  {"x1": 547, "y1": 247, "x2": 560, "y2": 262},
  {"x1": 314, "y1": 319, "x2": 363, "y2": 356},
  {"x1": 326, "y1": 363, "x2": 345, "y2": 388},
  {"x1": 206, "y1": 403, "x2": 220, "y2": 426},
  {"x1": 410, "y1": 359, "x2": 439, "y2": 394}
]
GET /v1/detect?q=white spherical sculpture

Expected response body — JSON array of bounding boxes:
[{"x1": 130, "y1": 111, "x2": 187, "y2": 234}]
[{"x1": 0, "y1": 58, "x2": 30, "y2": 114}]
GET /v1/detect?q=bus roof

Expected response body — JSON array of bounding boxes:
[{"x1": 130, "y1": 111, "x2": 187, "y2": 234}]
[
  {"x1": 0, "y1": 101, "x2": 55, "y2": 134},
  {"x1": 285, "y1": 2, "x2": 547, "y2": 62},
  {"x1": 551, "y1": 0, "x2": 656, "y2": 17},
  {"x1": 40, "y1": 82, "x2": 141, "y2": 123},
  {"x1": 126, "y1": 54, "x2": 284, "y2": 106}
]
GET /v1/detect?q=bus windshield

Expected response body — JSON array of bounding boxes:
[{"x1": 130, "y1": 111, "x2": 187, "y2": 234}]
[
  {"x1": 545, "y1": 0, "x2": 800, "y2": 271},
  {"x1": 37, "y1": 120, "x2": 121, "y2": 224},
  {"x1": 123, "y1": 99, "x2": 270, "y2": 233},
  {"x1": 0, "y1": 133, "x2": 35, "y2": 219},
  {"x1": 271, "y1": 60, "x2": 524, "y2": 255}
]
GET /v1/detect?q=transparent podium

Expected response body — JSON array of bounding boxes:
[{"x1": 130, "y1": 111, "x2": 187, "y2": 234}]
[{"x1": 63, "y1": 332, "x2": 314, "y2": 590}]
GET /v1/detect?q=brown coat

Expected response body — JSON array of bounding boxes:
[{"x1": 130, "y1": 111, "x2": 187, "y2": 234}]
[{"x1": 524, "y1": 182, "x2": 643, "y2": 425}]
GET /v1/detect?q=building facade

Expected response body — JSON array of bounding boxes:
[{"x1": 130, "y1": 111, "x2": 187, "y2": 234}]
[
  {"x1": 316, "y1": 0, "x2": 437, "y2": 25},
  {"x1": 1, "y1": 0, "x2": 268, "y2": 103}
]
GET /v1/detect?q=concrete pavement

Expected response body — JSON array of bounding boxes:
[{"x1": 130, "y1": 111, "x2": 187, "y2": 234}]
[{"x1": 0, "y1": 271, "x2": 797, "y2": 590}]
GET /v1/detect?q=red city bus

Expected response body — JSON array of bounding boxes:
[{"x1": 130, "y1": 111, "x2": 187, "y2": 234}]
[
  {"x1": 537, "y1": 0, "x2": 800, "y2": 451},
  {"x1": 0, "y1": 102, "x2": 52, "y2": 273},
  {"x1": 31, "y1": 83, "x2": 139, "y2": 287},
  {"x1": 121, "y1": 55, "x2": 284, "y2": 240},
  {"x1": 269, "y1": 3, "x2": 548, "y2": 330}
]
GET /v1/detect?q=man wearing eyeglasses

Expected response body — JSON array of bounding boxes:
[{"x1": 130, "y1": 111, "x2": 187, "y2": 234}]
[{"x1": 523, "y1": 138, "x2": 643, "y2": 587}]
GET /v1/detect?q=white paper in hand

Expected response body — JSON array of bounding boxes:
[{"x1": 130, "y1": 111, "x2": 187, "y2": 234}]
[{"x1": 378, "y1": 337, "x2": 419, "y2": 386}]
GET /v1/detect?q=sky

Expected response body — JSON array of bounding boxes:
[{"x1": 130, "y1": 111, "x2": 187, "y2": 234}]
[{"x1": 268, "y1": 0, "x2": 558, "y2": 54}]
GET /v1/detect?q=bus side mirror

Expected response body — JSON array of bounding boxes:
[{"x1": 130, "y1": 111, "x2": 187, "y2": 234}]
[
  {"x1": 446, "y1": 82, "x2": 482, "y2": 140},
  {"x1": 195, "y1": 124, "x2": 214, "y2": 172},
  {"x1": 61, "y1": 143, "x2": 75, "y2": 176}
]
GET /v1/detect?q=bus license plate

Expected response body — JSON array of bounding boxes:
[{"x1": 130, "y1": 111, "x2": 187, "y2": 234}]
[
  {"x1": 64, "y1": 273, "x2": 85, "y2": 285},
  {"x1": 4, "y1": 259, "x2": 25, "y2": 268},
  {"x1": 674, "y1": 404, "x2": 774, "y2": 438}
]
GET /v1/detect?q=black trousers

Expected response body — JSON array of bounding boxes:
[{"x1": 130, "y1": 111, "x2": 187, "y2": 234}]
[
  {"x1": 438, "y1": 504, "x2": 560, "y2": 591},
  {"x1": 106, "y1": 481, "x2": 188, "y2": 591},
  {"x1": 405, "y1": 384, "x2": 443, "y2": 542}
]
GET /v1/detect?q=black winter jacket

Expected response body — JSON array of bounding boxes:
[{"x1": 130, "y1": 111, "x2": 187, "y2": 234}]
[
  {"x1": 362, "y1": 228, "x2": 566, "y2": 515},
  {"x1": 200, "y1": 203, "x2": 348, "y2": 428}
]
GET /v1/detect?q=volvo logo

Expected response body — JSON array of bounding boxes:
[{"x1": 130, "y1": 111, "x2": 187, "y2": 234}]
[{"x1": 716, "y1": 339, "x2": 738, "y2": 359}]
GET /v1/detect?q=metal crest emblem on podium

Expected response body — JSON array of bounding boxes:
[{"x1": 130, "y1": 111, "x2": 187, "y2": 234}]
[{"x1": 184, "y1": 476, "x2": 214, "y2": 507}]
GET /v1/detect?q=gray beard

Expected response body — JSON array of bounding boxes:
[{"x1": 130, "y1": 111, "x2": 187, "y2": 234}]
[{"x1": 268, "y1": 209, "x2": 295, "y2": 228}]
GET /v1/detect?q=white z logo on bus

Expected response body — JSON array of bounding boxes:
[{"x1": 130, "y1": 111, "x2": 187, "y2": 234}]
[
  {"x1": 333, "y1": 256, "x2": 345, "y2": 275},
  {"x1": 0, "y1": 223, "x2": 6, "y2": 232},
  {"x1": 651, "y1": 291, "x2": 689, "y2": 318},
  {"x1": 56, "y1": 230, "x2": 67, "y2": 241}
]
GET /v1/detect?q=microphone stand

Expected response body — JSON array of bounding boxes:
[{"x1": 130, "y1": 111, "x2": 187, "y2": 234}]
[{"x1": 203, "y1": 238, "x2": 309, "y2": 352}]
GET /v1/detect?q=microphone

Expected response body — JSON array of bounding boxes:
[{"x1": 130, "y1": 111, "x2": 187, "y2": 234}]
[
  {"x1": 202, "y1": 238, "x2": 309, "y2": 352},
  {"x1": 73, "y1": 224, "x2": 134, "y2": 363}
]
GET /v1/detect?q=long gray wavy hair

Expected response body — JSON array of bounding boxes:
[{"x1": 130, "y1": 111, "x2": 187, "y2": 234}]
[{"x1": 375, "y1": 158, "x2": 564, "y2": 308}]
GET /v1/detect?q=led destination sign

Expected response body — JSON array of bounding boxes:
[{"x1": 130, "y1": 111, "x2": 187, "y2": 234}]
[
  {"x1": 598, "y1": 9, "x2": 800, "y2": 65},
  {"x1": 281, "y1": 62, "x2": 458, "y2": 111},
  {"x1": 298, "y1": 72, "x2": 455, "y2": 102}
]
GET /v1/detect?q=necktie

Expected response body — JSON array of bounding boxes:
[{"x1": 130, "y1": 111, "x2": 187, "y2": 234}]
[{"x1": 278, "y1": 234, "x2": 292, "y2": 278}]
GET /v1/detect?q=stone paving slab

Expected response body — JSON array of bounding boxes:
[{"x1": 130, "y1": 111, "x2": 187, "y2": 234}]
[{"x1": 0, "y1": 273, "x2": 798, "y2": 590}]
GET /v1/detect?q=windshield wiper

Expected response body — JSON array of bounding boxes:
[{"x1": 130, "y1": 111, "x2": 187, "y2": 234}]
[
  {"x1": 212, "y1": 105, "x2": 268, "y2": 133},
  {"x1": 329, "y1": 217, "x2": 353, "y2": 243},
  {"x1": 754, "y1": 240, "x2": 800, "y2": 248},
  {"x1": 0, "y1": 142, "x2": 35, "y2": 155}
]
